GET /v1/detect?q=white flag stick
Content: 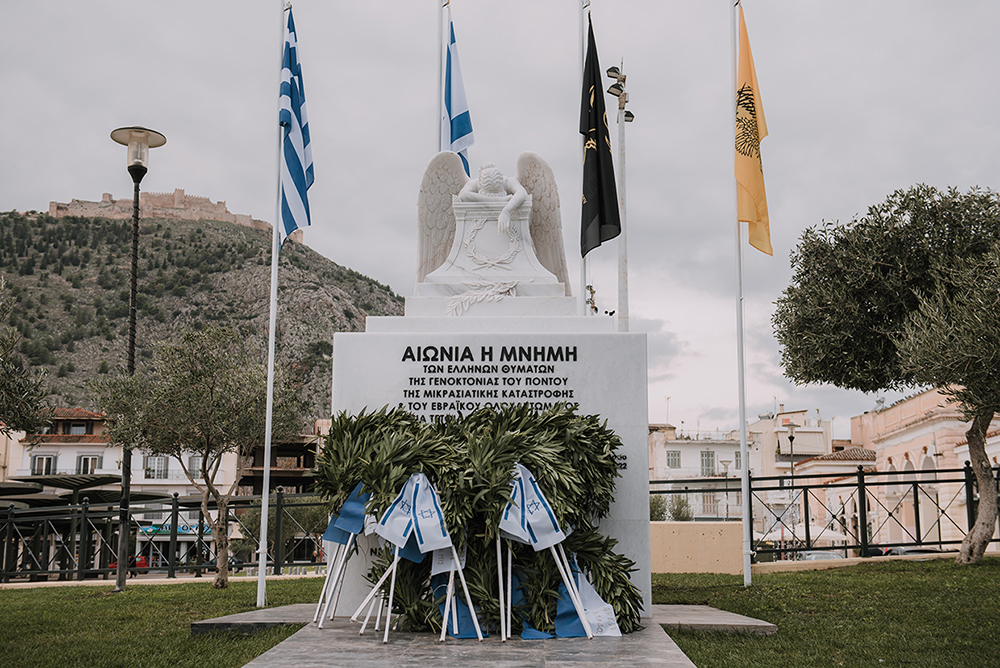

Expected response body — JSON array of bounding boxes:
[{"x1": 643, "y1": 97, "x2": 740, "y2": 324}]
[
  {"x1": 360, "y1": 591, "x2": 380, "y2": 635},
  {"x1": 450, "y1": 544, "x2": 484, "y2": 641},
  {"x1": 350, "y1": 549, "x2": 399, "y2": 623},
  {"x1": 557, "y1": 543, "x2": 593, "y2": 638},
  {"x1": 438, "y1": 569, "x2": 455, "y2": 642},
  {"x1": 496, "y1": 536, "x2": 506, "y2": 641},
  {"x1": 549, "y1": 546, "x2": 592, "y2": 639},
  {"x1": 318, "y1": 533, "x2": 353, "y2": 627},
  {"x1": 383, "y1": 546, "x2": 401, "y2": 643},
  {"x1": 327, "y1": 536, "x2": 354, "y2": 621},
  {"x1": 507, "y1": 543, "x2": 513, "y2": 638},
  {"x1": 312, "y1": 542, "x2": 342, "y2": 623}
]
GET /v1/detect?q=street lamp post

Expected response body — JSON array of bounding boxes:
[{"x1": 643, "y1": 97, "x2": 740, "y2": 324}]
[
  {"x1": 786, "y1": 421, "x2": 799, "y2": 524},
  {"x1": 719, "y1": 459, "x2": 732, "y2": 520},
  {"x1": 110, "y1": 126, "x2": 166, "y2": 592},
  {"x1": 606, "y1": 64, "x2": 634, "y2": 333}
]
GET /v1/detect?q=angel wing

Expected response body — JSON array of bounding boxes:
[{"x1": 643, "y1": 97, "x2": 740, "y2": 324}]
[
  {"x1": 516, "y1": 152, "x2": 571, "y2": 296},
  {"x1": 417, "y1": 152, "x2": 469, "y2": 284}
]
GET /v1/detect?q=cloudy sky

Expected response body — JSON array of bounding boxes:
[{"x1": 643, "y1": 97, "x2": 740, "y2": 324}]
[{"x1": 3, "y1": 1, "x2": 998, "y2": 438}]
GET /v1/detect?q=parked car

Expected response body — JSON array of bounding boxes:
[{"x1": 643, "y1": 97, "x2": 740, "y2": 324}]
[
  {"x1": 108, "y1": 555, "x2": 150, "y2": 574},
  {"x1": 884, "y1": 547, "x2": 952, "y2": 556},
  {"x1": 798, "y1": 551, "x2": 845, "y2": 561}
]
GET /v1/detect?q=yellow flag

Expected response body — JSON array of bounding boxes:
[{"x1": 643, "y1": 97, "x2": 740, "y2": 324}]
[{"x1": 735, "y1": 5, "x2": 772, "y2": 256}]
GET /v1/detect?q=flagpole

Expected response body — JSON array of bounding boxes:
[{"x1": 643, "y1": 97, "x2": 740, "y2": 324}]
[
  {"x1": 257, "y1": 0, "x2": 288, "y2": 608},
  {"x1": 731, "y1": 0, "x2": 752, "y2": 588},
  {"x1": 615, "y1": 60, "x2": 629, "y2": 333},
  {"x1": 578, "y1": 1, "x2": 590, "y2": 316},
  {"x1": 437, "y1": 1, "x2": 445, "y2": 151}
]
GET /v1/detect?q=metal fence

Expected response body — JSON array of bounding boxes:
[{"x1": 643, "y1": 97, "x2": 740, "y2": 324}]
[
  {"x1": 652, "y1": 462, "x2": 1000, "y2": 560},
  {"x1": 1, "y1": 491, "x2": 327, "y2": 583}
]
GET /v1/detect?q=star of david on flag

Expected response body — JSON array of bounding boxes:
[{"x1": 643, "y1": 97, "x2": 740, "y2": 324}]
[
  {"x1": 375, "y1": 472, "x2": 452, "y2": 554},
  {"x1": 499, "y1": 463, "x2": 567, "y2": 551}
]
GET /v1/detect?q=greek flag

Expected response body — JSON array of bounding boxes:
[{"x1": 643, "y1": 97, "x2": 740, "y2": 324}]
[
  {"x1": 279, "y1": 7, "x2": 314, "y2": 241},
  {"x1": 441, "y1": 8, "x2": 474, "y2": 176}
]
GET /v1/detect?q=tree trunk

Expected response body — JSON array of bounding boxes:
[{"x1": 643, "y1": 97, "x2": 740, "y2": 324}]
[
  {"x1": 957, "y1": 410, "x2": 998, "y2": 564},
  {"x1": 206, "y1": 494, "x2": 230, "y2": 588}
]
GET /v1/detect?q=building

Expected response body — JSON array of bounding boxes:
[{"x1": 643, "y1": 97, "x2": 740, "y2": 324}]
[
  {"x1": 850, "y1": 388, "x2": 1000, "y2": 550},
  {"x1": 648, "y1": 423, "x2": 745, "y2": 520}
]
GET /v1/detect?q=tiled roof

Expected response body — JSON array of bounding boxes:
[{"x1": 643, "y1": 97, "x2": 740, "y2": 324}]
[
  {"x1": 30, "y1": 434, "x2": 109, "y2": 445},
  {"x1": 813, "y1": 447, "x2": 876, "y2": 462},
  {"x1": 52, "y1": 407, "x2": 105, "y2": 419}
]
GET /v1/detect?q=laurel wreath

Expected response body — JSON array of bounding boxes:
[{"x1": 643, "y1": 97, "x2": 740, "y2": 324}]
[{"x1": 463, "y1": 215, "x2": 522, "y2": 270}]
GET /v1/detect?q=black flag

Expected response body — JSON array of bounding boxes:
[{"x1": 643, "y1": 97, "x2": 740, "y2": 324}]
[{"x1": 580, "y1": 15, "x2": 620, "y2": 257}]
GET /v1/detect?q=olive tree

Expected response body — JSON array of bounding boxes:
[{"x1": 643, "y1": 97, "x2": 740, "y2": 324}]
[
  {"x1": 0, "y1": 278, "x2": 51, "y2": 437},
  {"x1": 92, "y1": 325, "x2": 305, "y2": 587},
  {"x1": 773, "y1": 185, "x2": 1000, "y2": 564}
]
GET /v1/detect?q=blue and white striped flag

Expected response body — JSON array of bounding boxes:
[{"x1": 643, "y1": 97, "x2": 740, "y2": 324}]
[
  {"x1": 441, "y1": 8, "x2": 474, "y2": 176},
  {"x1": 499, "y1": 463, "x2": 568, "y2": 551},
  {"x1": 279, "y1": 7, "x2": 313, "y2": 241},
  {"x1": 375, "y1": 472, "x2": 452, "y2": 554}
]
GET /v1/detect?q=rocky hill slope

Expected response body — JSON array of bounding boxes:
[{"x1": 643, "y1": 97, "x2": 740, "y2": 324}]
[{"x1": 1, "y1": 211, "x2": 404, "y2": 421}]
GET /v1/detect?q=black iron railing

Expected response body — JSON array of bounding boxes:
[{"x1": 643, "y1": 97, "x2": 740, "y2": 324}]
[
  {"x1": 651, "y1": 462, "x2": 1000, "y2": 560},
  {"x1": 0, "y1": 491, "x2": 327, "y2": 582}
]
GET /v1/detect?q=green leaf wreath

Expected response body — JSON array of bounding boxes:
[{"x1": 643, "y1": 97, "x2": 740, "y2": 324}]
[{"x1": 313, "y1": 402, "x2": 643, "y2": 635}]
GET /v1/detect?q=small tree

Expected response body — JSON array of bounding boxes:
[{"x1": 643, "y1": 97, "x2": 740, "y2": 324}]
[
  {"x1": 649, "y1": 494, "x2": 668, "y2": 521},
  {"x1": 667, "y1": 495, "x2": 694, "y2": 522},
  {"x1": 774, "y1": 185, "x2": 1000, "y2": 564},
  {"x1": 92, "y1": 325, "x2": 304, "y2": 587},
  {"x1": 0, "y1": 278, "x2": 51, "y2": 437}
]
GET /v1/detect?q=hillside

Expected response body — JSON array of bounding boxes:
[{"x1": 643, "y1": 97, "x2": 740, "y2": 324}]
[{"x1": 0, "y1": 210, "x2": 405, "y2": 421}]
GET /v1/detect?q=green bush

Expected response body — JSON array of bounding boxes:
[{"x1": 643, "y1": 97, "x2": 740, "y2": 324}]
[{"x1": 649, "y1": 494, "x2": 667, "y2": 521}]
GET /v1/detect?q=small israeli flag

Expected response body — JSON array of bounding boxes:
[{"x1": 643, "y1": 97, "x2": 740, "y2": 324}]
[
  {"x1": 279, "y1": 7, "x2": 314, "y2": 241},
  {"x1": 333, "y1": 482, "x2": 370, "y2": 535},
  {"x1": 500, "y1": 463, "x2": 567, "y2": 551},
  {"x1": 441, "y1": 7, "x2": 474, "y2": 175},
  {"x1": 375, "y1": 473, "x2": 452, "y2": 554}
]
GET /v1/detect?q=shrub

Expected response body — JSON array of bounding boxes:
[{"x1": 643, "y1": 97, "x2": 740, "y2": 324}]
[{"x1": 650, "y1": 494, "x2": 668, "y2": 521}]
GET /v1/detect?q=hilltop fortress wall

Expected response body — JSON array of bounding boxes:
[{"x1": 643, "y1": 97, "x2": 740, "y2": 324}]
[{"x1": 48, "y1": 189, "x2": 275, "y2": 235}]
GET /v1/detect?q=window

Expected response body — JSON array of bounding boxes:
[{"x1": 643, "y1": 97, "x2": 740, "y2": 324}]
[
  {"x1": 701, "y1": 492, "x2": 718, "y2": 516},
  {"x1": 31, "y1": 455, "x2": 56, "y2": 475},
  {"x1": 700, "y1": 450, "x2": 715, "y2": 477},
  {"x1": 144, "y1": 504, "x2": 164, "y2": 521},
  {"x1": 70, "y1": 422, "x2": 87, "y2": 435},
  {"x1": 734, "y1": 450, "x2": 741, "y2": 469},
  {"x1": 144, "y1": 456, "x2": 168, "y2": 479},
  {"x1": 664, "y1": 451, "x2": 681, "y2": 469},
  {"x1": 188, "y1": 455, "x2": 203, "y2": 479},
  {"x1": 77, "y1": 455, "x2": 101, "y2": 474}
]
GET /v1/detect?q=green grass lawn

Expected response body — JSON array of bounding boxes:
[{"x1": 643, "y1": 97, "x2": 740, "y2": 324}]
[
  {"x1": 653, "y1": 557, "x2": 1000, "y2": 668},
  {"x1": 3, "y1": 560, "x2": 998, "y2": 668},
  {"x1": 0, "y1": 577, "x2": 324, "y2": 668}
]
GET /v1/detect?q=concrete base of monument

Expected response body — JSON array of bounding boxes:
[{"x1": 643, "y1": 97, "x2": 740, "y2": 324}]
[
  {"x1": 328, "y1": 313, "x2": 651, "y2": 618},
  {"x1": 404, "y1": 294, "x2": 577, "y2": 317},
  {"x1": 367, "y1": 315, "x2": 614, "y2": 334}
]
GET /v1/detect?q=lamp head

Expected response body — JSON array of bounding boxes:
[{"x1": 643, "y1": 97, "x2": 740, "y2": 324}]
[
  {"x1": 111, "y1": 126, "x2": 166, "y2": 184},
  {"x1": 607, "y1": 83, "x2": 624, "y2": 98}
]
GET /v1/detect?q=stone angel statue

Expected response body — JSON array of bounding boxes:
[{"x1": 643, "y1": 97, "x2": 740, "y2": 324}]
[{"x1": 417, "y1": 151, "x2": 571, "y2": 296}]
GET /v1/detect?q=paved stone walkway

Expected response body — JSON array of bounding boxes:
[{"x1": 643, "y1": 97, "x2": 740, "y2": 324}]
[{"x1": 193, "y1": 603, "x2": 777, "y2": 667}]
